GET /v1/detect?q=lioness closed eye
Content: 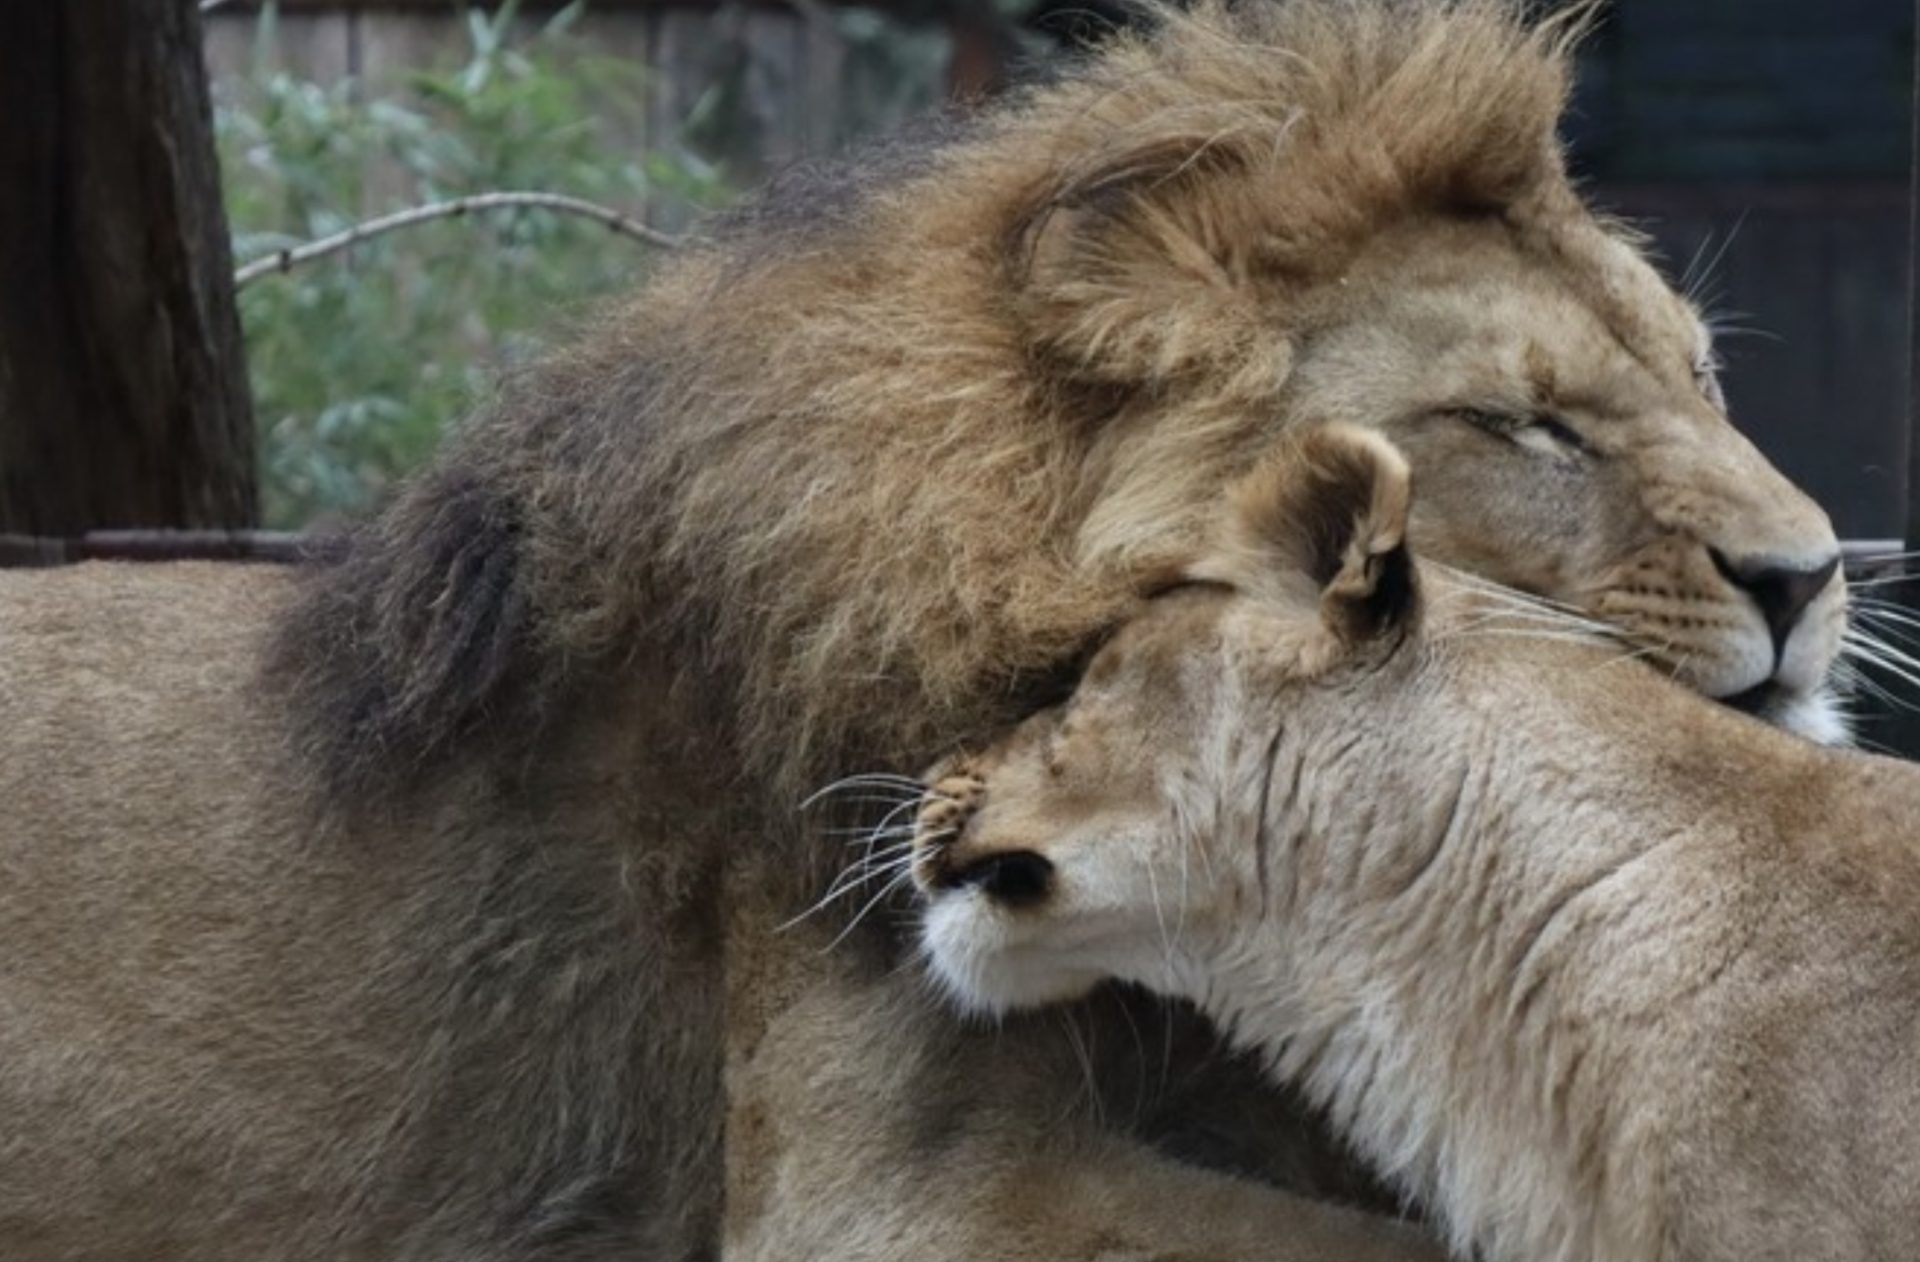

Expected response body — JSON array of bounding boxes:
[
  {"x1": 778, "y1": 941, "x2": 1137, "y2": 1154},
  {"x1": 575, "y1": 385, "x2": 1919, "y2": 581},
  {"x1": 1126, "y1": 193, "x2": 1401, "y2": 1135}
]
[{"x1": 910, "y1": 424, "x2": 1920, "y2": 1262}]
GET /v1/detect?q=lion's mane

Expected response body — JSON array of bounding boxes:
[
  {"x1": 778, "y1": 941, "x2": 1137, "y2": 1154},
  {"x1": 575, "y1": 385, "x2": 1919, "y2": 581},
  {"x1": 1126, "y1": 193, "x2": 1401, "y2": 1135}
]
[{"x1": 276, "y1": 0, "x2": 1587, "y2": 807}]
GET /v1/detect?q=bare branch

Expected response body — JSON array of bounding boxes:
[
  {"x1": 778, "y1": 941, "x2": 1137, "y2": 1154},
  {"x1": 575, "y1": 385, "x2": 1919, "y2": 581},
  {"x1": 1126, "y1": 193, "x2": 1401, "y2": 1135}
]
[
  {"x1": 0, "y1": 529, "x2": 329, "y2": 567},
  {"x1": 233, "y1": 191, "x2": 680, "y2": 289}
]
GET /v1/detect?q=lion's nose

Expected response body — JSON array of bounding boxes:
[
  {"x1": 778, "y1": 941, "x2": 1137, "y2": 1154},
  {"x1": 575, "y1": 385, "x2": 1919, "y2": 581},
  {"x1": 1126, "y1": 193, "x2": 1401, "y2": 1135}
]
[
  {"x1": 1710, "y1": 549, "x2": 1841, "y2": 657},
  {"x1": 948, "y1": 851, "x2": 1054, "y2": 907}
]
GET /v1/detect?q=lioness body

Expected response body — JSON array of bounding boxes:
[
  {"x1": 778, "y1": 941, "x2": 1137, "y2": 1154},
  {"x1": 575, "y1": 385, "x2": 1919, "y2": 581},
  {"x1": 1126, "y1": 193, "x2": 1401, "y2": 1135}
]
[
  {"x1": 0, "y1": 3, "x2": 1853, "y2": 1258},
  {"x1": 913, "y1": 428, "x2": 1920, "y2": 1261}
]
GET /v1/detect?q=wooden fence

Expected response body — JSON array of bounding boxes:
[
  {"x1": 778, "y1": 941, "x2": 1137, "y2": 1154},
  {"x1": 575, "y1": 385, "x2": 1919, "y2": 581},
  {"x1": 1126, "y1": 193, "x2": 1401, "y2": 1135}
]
[{"x1": 202, "y1": 0, "x2": 960, "y2": 215}]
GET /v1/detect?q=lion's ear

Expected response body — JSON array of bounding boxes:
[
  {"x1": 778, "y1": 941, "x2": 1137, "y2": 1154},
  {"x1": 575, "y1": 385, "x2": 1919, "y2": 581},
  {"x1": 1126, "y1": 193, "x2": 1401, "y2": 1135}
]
[
  {"x1": 1013, "y1": 134, "x2": 1292, "y2": 402},
  {"x1": 1197, "y1": 424, "x2": 1417, "y2": 646}
]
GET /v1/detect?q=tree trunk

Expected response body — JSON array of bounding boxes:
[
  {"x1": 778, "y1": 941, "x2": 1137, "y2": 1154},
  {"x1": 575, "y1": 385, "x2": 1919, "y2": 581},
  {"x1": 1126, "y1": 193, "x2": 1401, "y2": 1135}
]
[{"x1": 0, "y1": 0, "x2": 256, "y2": 533}]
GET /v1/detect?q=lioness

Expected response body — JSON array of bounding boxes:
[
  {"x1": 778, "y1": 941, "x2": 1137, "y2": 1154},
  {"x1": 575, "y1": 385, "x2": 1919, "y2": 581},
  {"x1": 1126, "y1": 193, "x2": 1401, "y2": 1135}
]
[
  {"x1": 909, "y1": 424, "x2": 1920, "y2": 1262},
  {"x1": 0, "y1": 2, "x2": 1854, "y2": 1259}
]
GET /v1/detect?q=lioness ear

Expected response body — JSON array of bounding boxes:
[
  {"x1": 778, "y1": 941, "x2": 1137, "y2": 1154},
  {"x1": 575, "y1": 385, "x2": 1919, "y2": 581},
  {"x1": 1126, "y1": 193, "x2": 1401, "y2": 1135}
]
[
  {"x1": 1013, "y1": 130, "x2": 1292, "y2": 402},
  {"x1": 1198, "y1": 424, "x2": 1417, "y2": 645}
]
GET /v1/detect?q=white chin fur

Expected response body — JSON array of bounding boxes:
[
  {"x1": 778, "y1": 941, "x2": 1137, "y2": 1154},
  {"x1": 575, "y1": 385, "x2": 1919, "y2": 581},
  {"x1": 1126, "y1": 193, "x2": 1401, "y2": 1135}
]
[
  {"x1": 1770, "y1": 684, "x2": 1852, "y2": 748},
  {"x1": 920, "y1": 896, "x2": 1101, "y2": 1017}
]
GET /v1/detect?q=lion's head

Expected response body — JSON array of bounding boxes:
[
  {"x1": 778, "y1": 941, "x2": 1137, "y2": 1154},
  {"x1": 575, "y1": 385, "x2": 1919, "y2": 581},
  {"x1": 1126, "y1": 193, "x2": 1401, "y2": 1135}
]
[
  {"x1": 997, "y1": 0, "x2": 1844, "y2": 740},
  {"x1": 286, "y1": 0, "x2": 1846, "y2": 819}
]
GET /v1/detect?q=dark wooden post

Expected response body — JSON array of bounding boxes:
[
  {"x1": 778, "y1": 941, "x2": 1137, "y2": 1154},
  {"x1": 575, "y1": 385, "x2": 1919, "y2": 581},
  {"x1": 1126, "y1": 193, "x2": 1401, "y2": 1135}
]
[
  {"x1": 0, "y1": 0, "x2": 257, "y2": 533},
  {"x1": 1876, "y1": 0, "x2": 1920, "y2": 757},
  {"x1": 1908, "y1": 0, "x2": 1920, "y2": 560}
]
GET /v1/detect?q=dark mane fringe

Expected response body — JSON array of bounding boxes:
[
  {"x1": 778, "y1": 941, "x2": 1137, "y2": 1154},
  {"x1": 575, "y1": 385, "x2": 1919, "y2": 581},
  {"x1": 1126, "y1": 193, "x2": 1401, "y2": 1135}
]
[
  {"x1": 268, "y1": 123, "x2": 992, "y2": 800},
  {"x1": 271, "y1": 435, "x2": 543, "y2": 792}
]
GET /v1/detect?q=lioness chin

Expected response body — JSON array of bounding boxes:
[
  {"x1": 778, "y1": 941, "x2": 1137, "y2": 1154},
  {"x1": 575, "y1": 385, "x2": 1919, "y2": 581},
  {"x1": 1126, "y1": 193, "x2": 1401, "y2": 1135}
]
[{"x1": 910, "y1": 424, "x2": 1920, "y2": 1262}]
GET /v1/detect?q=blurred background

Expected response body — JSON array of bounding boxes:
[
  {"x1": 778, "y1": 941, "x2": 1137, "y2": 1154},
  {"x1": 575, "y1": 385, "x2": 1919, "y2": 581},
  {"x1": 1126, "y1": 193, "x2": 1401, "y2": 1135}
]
[
  {"x1": 1, "y1": 0, "x2": 1917, "y2": 730},
  {"x1": 204, "y1": 0, "x2": 1919, "y2": 535}
]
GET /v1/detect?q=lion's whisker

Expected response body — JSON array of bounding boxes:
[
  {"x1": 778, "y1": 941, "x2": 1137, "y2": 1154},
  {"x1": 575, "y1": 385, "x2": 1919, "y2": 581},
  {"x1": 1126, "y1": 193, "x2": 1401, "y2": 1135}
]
[
  {"x1": 1839, "y1": 632, "x2": 1920, "y2": 698},
  {"x1": 1590, "y1": 642, "x2": 1664, "y2": 672},
  {"x1": 1849, "y1": 604, "x2": 1920, "y2": 643},
  {"x1": 1847, "y1": 572, "x2": 1920, "y2": 590},
  {"x1": 1832, "y1": 659, "x2": 1920, "y2": 714}
]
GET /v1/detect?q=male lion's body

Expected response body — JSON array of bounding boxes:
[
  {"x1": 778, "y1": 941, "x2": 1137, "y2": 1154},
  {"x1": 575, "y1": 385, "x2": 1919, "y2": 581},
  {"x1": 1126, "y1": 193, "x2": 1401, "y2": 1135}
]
[
  {"x1": 0, "y1": 3, "x2": 1849, "y2": 1259},
  {"x1": 0, "y1": 563, "x2": 721, "y2": 1259}
]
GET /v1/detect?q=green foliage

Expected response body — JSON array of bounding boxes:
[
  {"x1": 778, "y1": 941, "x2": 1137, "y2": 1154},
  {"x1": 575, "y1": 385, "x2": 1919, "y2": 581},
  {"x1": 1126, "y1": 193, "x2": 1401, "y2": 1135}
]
[
  {"x1": 217, "y1": 1, "x2": 974, "y2": 527},
  {"x1": 216, "y1": 1, "x2": 725, "y2": 527}
]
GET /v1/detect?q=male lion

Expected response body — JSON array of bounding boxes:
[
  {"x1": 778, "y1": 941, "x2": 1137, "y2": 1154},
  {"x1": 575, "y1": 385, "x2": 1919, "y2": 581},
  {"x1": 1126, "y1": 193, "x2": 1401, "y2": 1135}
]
[
  {"x1": 907, "y1": 422, "x2": 1920, "y2": 1262},
  {"x1": 0, "y1": 2, "x2": 1848, "y2": 1260}
]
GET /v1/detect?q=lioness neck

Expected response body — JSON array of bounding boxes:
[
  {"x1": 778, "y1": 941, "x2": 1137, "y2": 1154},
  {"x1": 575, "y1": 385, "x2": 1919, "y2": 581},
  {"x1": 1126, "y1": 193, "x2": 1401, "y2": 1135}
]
[{"x1": 1210, "y1": 659, "x2": 1920, "y2": 1262}]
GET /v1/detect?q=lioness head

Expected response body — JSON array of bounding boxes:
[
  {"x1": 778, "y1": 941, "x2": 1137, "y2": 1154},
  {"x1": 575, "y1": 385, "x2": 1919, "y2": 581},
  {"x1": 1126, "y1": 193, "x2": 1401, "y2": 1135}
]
[
  {"x1": 904, "y1": 421, "x2": 1752, "y2": 1019},
  {"x1": 903, "y1": 419, "x2": 1894, "y2": 1262},
  {"x1": 906, "y1": 424, "x2": 1429, "y2": 1013}
]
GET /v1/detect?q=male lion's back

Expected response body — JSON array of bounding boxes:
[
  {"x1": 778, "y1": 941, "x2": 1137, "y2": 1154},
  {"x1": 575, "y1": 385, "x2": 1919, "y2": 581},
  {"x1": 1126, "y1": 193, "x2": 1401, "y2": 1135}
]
[
  {"x1": 0, "y1": 562, "x2": 402, "y2": 1260},
  {"x1": 0, "y1": 562, "x2": 291, "y2": 871}
]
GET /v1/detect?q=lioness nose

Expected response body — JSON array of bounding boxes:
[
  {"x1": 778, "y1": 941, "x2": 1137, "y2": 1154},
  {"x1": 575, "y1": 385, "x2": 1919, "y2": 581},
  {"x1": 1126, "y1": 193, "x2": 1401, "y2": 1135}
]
[
  {"x1": 1710, "y1": 549, "x2": 1841, "y2": 655},
  {"x1": 950, "y1": 851, "x2": 1054, "y2": 907}
]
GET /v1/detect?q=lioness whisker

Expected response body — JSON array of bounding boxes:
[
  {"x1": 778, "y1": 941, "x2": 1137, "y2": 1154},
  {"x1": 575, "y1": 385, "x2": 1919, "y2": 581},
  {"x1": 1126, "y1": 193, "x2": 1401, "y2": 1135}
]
[
  {"x1": 820, "y1": 866, "x2": 923, "y2": 955},
  {"x1": 840, "y1": 826, "x2": 921, "y2": 846},
  {"x1": 785, "y1": 868, "x2": 911, "y2": 936},
  {"x1": 840, "y1": 839, "x2": 919, "y2": 868},
  {"x1": 1056, "y1": 1008, "x2": 1105, "y2": 1127},
  {"x1": 813, "y1": 854, "x2": 908, "y2": 910},
  {"x1": 820, "y1": 822, "x2": 912, "y2": 838},
  {"x1": 780, "y1": 831, "x2": 950, "y2": 934},
  {"x1": 798, "y1": 773, "x2": 927, "y2": 810},
  {"x1": 1145, "y1": 856, "x2": 1177, "y2": 980},
  {"x1": 818, "y1": 805, "x2": 930, "y2": 834}
]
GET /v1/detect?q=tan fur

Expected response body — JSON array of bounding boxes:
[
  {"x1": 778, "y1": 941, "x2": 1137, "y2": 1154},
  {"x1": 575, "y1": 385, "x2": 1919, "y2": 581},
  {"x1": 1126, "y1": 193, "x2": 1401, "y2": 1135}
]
[
  {"x1": 0, "y1": 3, "x2": 1850, "y2": 1259},
  {"x1": 912, "y1": 425, "x2": 1920, "y2": 1262}
]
